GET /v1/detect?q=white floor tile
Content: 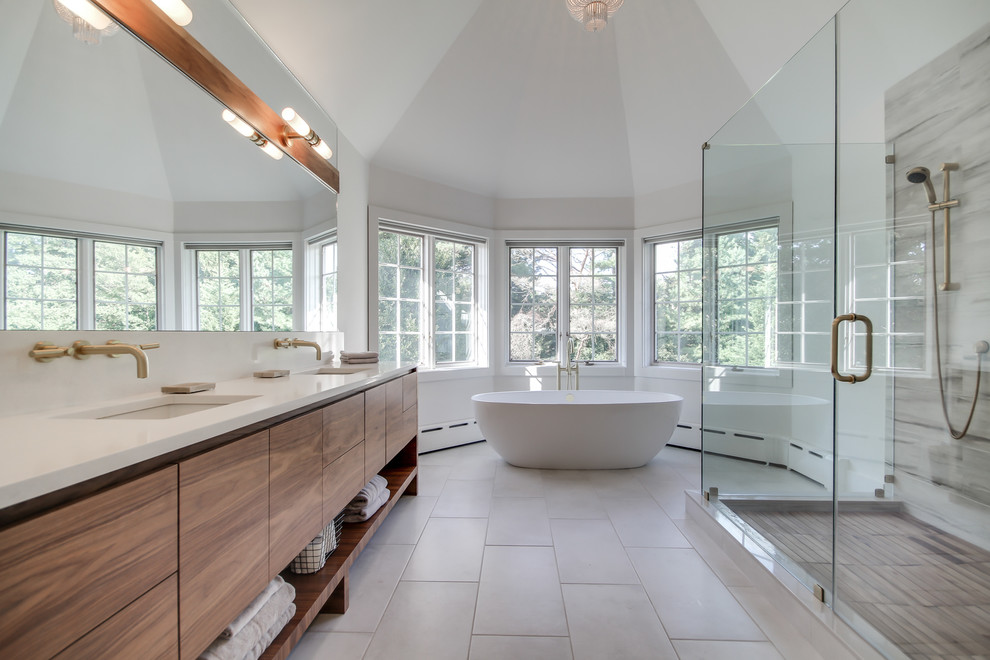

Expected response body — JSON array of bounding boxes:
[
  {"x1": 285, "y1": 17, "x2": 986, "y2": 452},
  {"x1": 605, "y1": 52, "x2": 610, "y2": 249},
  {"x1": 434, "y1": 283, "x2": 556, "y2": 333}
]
[
  {"x1": 486, "y1": 497, "x2": 553, "y2": 546},
  {"x1": 363, "y1": 581, "x2": 478, "y2": 660},
  {"x1": 639, "y1": 479, "x2": 690, "y2": 520},
  {"x1": 447, "y1": 457, "x2": 499, "y2": 480},
  {"x1": 729, "y1": 586, "x2": 827, "y2": 660},
  {"x1": 543, "y1": 474, "x2": 607, "y2": 519},
  {"x1": 368, "y1": 495, "x2": 436, "y2": 545},
  {"x1": 587, "y1": 470, "x2": 651, "y2": 498},
  {"x1": 469, "y1": 635, "x2": 573, "y2": 660},
  {"x1": 474, "y1": 546, "x2": 568, "y2": 636},
  {"x1": 562, "y1": 584, "x2": 678, "y2": 660},
  {"x1": 402, "y1": 517, "x2": 488, "y2": 581},
  {"x1": 287, "y1": 631, "x2": 372, "y2": 660},
  {"x1": 415, "y1": 464, "x2": 451, "y2": 496},
  {"x1": 673, "y1": 518, "x2": 754, "y2": 587},
  {"x1": 603, "y1": 498, "x2": 691, "y2": 548},
  {"x1": 432, "y1": 479, "x2": 494, "y2": 518},
  {"x1": 309, "y1": 543, "x2": 413, "y2": 633},
  {"x1": 628, "y1": 547, "x2": 766, "y2": 641},
  {"x1": 671, "y1": 639, "x2": 785, "y2": 660},
  {"x1": 550, "y1": 518, "x2": 640, "y2": 584},
  {"x1": 493, "y1": 463, "x2": 546, "y2": 497}
]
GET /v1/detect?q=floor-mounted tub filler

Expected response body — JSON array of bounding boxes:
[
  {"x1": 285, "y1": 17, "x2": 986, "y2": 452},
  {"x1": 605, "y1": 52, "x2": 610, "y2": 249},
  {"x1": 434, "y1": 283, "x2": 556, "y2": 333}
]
[{"x1": 472, "y1": 390, "x2": 683, "y2": 469}]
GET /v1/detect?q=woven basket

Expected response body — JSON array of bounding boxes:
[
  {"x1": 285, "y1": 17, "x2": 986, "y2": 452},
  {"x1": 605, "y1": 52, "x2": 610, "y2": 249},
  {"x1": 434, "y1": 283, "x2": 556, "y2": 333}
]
[{"x1": 288, "y1": 512, "x2": 345, "y2": 575}]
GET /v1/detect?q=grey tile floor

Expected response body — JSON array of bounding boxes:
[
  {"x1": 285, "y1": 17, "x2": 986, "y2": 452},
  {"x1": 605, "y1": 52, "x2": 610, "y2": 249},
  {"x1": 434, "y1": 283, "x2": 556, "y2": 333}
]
[{"x1": 288, "y1": 443, "x2": 829, "y2": 660}]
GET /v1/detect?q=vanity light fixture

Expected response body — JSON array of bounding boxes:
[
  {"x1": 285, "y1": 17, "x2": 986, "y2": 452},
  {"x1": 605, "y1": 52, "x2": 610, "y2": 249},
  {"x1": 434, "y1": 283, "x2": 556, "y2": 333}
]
[
  {"x1": 150, "y1": 0, "x2": 193, "y2": 27},
  {"x1": 281, "y1": 108, "x2": 333, "y2": 160},
  {"x1": 53, "y1": 0, "x2": 119, "y2": 45},
  {"x1": 222, "y1": 109, "x2": 284, "y2": 160},
  {"x1": 565, "y1": 0, "x2": 623, "y2": 32}
]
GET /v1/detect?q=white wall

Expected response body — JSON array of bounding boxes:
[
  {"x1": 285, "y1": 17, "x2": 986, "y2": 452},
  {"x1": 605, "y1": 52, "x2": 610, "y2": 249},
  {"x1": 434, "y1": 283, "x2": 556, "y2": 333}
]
[
  {"x1": 370, "y1": 165, "x2": 495, "y2": 230},
  {"x1": 336, "y1": 134, "x2": 371, "y2": 350}
]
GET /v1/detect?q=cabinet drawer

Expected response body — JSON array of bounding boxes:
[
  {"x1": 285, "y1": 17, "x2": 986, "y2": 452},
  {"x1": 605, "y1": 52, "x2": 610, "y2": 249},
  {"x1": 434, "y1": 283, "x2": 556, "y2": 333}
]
[
  {"x1": 55, "y1": 574, "x2": 178, "y2": 659},
  {"x1": 365, "y1": 385, "x2": 387, "y2": 483},
  {"x1": 402, "y1": 373, "x2": 417, "y2": 411},
  {"x1": 179, "y1": 432, "x2": 269, "y2": 660},
  {"x1": 0, "y1": 466, "x2": 178, "y2": 659},
  {"x1": 270, "y1": 411, "x2": 324, "y2": 577},
  {"x1": 323, "y1": 441, "x2": 365, "y2": 526},
  {"x1": 323, "y1": 393, "x2": 364, "y2": 465}
]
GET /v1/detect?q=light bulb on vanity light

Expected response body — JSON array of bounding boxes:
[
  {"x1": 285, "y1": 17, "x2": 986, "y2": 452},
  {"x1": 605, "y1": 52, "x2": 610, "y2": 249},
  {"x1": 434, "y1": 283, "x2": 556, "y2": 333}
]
[
  {"x1": 150, "y1": 0, "x2": 193, "y2": 26},
  {"x1": 221, "y1": 109, "x2": 283, "y2": 160},
  {"x1": 282, "y1": 108, "x2": 333, "y2": 160},
  {"x1": 55, "y1": 0, "x2": 111, "y2": 29}
]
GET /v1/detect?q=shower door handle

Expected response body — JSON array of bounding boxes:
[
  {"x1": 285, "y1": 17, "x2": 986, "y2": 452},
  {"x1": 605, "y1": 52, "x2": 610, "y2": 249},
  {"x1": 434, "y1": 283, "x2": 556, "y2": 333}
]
[{"x1": 830, "y1": 313, "x2": 873, "y2": 384}]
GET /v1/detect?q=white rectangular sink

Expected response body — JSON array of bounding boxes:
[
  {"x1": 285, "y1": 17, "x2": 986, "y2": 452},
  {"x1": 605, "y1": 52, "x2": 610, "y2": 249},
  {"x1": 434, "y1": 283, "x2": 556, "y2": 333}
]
[{"x1": 61, "y1": 394, "x2": 261, "y2": 420}]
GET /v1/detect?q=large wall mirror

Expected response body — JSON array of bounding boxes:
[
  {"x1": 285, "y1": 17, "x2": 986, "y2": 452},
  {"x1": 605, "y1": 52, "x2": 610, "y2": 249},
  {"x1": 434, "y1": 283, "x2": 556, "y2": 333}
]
[{"x1": 0, "y1": 0, "x2": 339, "y2": 332}]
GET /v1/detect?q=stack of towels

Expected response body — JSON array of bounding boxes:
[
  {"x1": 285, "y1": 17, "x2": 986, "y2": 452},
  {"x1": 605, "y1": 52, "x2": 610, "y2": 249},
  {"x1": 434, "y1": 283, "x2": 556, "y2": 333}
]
[
  {"x1": 343, "y1": 474, "x2": 389, "y2": 522},
  {"x1": 199, "y1": 576, "x2": 295, "y2": 660},
  {"x1": 340, "y1": 351, "x2": 379, "y2": 364}
]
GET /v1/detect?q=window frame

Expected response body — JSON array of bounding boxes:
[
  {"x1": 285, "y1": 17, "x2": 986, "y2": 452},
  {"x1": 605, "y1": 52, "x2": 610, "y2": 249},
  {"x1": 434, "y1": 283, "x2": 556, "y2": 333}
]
[
  {"x1": 505, "y1": 240, "x2": 624, "y2": 365},
  {"x1": 184, "y1": 242, "x2": 294, "y2": 332},
  {"x1": 1, "y1": 224, "x2": 163, "y2": 331},
  {"x1": 375, "y1": 220, "x2": 487, "y2": 370},
  {"x1": 305, "y1": 231, "x2": 338, "y2": 332},
  {"x1": 646, "y1": 230, "x2": 704, "y2": 366}
]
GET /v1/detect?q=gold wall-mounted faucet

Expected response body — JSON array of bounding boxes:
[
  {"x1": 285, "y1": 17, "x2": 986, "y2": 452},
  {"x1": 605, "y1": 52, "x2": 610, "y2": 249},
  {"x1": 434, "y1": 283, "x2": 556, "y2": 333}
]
[
  {"x1": 71, "y1": 340, "x2": 160, "y2": 379},
  {"x1": 28, "y1": 342, "x2": 73, "y2": 362},
  {"x1": 273, "y1": 338, "x2": 322, "y2": 360}
]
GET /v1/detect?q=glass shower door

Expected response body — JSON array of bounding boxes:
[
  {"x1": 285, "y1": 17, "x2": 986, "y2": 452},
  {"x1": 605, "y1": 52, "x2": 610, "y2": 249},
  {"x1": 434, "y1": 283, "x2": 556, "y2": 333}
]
[{"x1": 701, "y1": 18, "x2": 838, "y2": 601}]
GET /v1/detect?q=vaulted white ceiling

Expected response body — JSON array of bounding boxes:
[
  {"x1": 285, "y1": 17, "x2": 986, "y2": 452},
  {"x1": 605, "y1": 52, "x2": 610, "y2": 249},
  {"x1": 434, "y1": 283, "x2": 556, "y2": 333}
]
[{"x1": 230, "y1": 0, "x2": 846, "y2": 200}]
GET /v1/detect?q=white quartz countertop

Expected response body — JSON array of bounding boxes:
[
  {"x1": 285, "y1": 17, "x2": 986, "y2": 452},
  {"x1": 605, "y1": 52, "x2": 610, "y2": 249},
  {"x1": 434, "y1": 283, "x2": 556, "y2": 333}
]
[{"x1": 0, "y1": 362, "x2": 416, "y2": 511}]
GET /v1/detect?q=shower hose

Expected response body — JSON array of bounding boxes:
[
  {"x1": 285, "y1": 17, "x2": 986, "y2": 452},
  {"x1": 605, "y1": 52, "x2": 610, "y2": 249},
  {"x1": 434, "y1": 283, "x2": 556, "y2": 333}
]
[{"x1": 929, "y1": 210, "x2": 983, "y2": 439}]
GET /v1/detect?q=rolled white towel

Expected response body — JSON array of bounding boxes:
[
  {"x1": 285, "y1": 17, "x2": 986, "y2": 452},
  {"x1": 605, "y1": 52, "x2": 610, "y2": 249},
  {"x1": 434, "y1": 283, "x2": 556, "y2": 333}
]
[
  {"x1": 347, "y1": 475, "x2": 388, "y2": 509},
  {"x1": 339, "y1": 351, "x2": 379, "y2": 360},
  {"x1": 342, "y1": 486, "x2": 390, "y2": 523},
  {"x1": 220, "y1": 576, "x2": 283, "y2": 639},
  {"x1": 199, "y1": 581, "x2": 295, "y2": 660}
]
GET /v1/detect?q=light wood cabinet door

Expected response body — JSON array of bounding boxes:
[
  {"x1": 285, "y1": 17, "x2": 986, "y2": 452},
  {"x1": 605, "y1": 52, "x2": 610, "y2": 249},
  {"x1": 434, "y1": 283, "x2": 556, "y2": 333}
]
[
  {"x1": 323, "y1": 441, "x2": 365, "y2": 526},
  {"x1": 179, "y1": 431, "x2": 269, "y2": 660},
  {"x1": 364, "y1": 384, "x2": 387, "y2": 483},
  {"x1": 55, "y1": 575, "x2": 178, "y2": 660},
  {"x1": 402, "y1": 373, "x2": 418, "y2": 411},
  {"x1": 323, "y1": 393, "x2": 364, "y2": 466},
  {"x1": 0, "y1": 466, "x2": 177, "y2": 659},
  {"x1": 270, "y1": 410, "x2": 324, "y2": 578},
  {"x1": 385, "y1": 378, "x2": 405, "y2": 463}
]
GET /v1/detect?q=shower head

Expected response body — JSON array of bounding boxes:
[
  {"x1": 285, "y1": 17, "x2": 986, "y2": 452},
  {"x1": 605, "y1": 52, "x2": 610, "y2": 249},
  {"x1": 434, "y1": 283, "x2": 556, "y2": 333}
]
[{"x1": 906, "y1": 166, "x2": 937, "y2": 204}]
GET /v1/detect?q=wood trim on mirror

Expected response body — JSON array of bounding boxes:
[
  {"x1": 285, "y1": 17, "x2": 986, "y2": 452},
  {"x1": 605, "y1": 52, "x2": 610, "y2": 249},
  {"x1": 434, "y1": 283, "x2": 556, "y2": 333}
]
[{"x1": 91, "y1": 0, "x2": 340, "y2": 194}]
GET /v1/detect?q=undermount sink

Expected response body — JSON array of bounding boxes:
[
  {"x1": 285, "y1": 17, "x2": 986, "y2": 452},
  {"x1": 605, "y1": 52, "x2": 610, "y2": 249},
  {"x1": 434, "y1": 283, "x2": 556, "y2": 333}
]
[
  {"x1": 61, "y1": 394, "x2": 261, "y2": 420},
  {"x1": 304, "y1": 365, "x2": 378, "y2": 375}
]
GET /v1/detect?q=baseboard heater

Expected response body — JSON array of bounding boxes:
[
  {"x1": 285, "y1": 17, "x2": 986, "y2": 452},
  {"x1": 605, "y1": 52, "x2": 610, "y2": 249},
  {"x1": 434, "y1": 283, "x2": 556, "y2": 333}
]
[{"x1": 418, "y1": 417, "x2": 485, "y2": 453}]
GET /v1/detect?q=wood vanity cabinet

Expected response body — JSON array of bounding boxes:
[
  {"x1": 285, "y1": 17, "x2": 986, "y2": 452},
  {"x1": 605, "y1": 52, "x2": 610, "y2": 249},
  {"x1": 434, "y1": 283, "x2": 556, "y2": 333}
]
[
  {"x1": 270, "y1": 410, "x2": 324, "y2": 578},
  {"x1": 386, "y1": 373, "x2": 418, "y2": 463},
  {"x1": 0, "y1": 466, "x2": 178, "y2": 659},
  {"x1": 178, "y1": 431, "x2": 270, "y2": 660},
  {"x1": 364, "y1": 384, "x2": 387, "y2": 483}
]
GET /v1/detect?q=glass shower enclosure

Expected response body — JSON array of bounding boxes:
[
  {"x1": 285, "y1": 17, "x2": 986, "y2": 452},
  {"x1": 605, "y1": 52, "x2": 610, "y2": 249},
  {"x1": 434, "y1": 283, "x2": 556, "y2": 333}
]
[{"x1": 701, "y1": 1, "x2": 990, "y2": 658}]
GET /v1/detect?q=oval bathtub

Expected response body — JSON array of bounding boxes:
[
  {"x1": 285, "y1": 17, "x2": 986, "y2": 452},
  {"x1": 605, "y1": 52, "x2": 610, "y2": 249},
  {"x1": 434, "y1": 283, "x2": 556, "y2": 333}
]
[{"x1": 472, "y1": 390, "x2": 683, "y2": 469}]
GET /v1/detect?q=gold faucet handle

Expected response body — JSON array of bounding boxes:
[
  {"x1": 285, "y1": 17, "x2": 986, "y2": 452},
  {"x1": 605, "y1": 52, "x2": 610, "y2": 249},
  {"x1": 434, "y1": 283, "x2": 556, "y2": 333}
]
[
  {"x1": 29, "y1": 342, "x2": 71, "y2": 362},
  {"x1": 139, "y1": 343, "x2": 160, "y2": 350},
  {"x1": 273, "y1": 338, "x2": 291, "y2": 349}
]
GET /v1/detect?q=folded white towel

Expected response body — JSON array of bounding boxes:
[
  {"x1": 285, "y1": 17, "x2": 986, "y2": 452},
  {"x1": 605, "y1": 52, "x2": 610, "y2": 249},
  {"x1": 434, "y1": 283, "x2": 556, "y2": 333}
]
[
  {"x1": 342, "y1": 487, "x2": 390, "y2": 523},
  {"x1": 347, "y1": 475, "x2": 388, "y2": 509},
  {"x1": 220, "y1": 576, "x2": 284, "y2": 639},
  {"x1": 340, "y1": 351, "x2": 379, "y2": 359},
  {"x1": 244, "y1": 602, "x2": 296, "y2": 660},
  {"x1": 199, "y1": 581, "x2": 295, "y2": 660}
]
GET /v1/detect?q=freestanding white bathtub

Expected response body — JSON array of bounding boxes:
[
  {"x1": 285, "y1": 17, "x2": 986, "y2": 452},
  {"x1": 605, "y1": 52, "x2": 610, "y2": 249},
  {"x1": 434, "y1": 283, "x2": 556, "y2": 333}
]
[{"x1": 472, "y1": 390, "x2": 683, "y2": 469}]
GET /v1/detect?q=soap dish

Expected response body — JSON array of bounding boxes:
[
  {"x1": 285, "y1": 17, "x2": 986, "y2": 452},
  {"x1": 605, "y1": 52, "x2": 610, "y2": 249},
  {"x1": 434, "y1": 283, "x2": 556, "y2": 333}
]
[
  {"x1": 161, "y1": 382, "x2": 216, "y2": 394},
  {"x1": 254, "y1": 369, "x2": 290, "y2": 379}
]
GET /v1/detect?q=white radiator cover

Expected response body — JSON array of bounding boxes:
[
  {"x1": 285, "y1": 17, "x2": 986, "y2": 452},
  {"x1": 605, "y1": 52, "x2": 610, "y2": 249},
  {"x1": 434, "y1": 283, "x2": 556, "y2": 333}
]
[{"x1": 418, "y1": 418, "x2": 484, "y2": 453}]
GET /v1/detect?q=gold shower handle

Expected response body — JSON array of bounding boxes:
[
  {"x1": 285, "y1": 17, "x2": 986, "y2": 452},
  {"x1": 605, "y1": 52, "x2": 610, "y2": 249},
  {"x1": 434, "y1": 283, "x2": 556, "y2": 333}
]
[{"x1": 830, "y1": 313, "x2": 873, "y2": 384}]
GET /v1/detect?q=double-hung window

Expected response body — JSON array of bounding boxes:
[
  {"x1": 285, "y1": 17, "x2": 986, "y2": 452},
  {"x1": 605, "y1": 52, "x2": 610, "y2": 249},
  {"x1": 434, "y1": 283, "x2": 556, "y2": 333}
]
[
  {"x1": 304, "y1": 232, "x2": 338, "y2": 331},
  {"x1": 508, "y1": 242, "x2": 621, "y2": 363},
  {"x1": 189, "y1": 244, "x2": 293, "y2": 331},
  {"x1": 377, "y1": 224, "x2": 484, "y2": 368},
  {"x1": 2, "y1": 225, "x2": 161, "y2": 330},
  {"x1": 650, "y1": 222, "x2": 778, "y2": 367}
]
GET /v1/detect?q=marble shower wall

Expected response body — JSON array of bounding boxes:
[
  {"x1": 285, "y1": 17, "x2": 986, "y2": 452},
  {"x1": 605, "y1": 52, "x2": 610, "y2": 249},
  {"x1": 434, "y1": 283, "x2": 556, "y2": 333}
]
[{"x1": 886, "y1": 22, "x2": 990, "y2": 549}]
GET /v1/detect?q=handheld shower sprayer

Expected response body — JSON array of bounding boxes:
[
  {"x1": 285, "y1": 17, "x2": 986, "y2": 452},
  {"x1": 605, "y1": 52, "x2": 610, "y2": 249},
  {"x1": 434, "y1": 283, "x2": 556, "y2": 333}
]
[{"x1": 906, "y1": 166, "x2": 937, "y2": 204}]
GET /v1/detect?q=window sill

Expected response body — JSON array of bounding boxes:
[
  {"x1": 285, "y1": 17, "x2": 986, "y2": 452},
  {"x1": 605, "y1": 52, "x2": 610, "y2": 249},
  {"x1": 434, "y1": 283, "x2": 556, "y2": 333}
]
[
  {"x1": 417, "y1": 366, "x2": 493, "y2": 383},
  {"x1": 637, "y1": 364, "x2": 702, "y2": 381}
]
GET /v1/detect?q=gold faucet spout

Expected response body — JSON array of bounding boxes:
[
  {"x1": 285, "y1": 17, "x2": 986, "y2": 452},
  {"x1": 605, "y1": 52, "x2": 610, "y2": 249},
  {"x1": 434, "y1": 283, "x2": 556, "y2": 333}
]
[
  {"x1": 290, "y1": 338, "x2": 322, "y2": 360},
  {"x1": 72, "y1": 340, "x2": 159, "y2": 379}
]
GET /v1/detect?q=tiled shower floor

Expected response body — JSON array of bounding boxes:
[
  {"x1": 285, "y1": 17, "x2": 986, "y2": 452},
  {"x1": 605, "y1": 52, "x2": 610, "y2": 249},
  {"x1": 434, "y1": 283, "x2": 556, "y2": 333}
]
[
  {"x1": 286, "y1": 443, "x2": 844, "y2": 660},
  {"x1": 733, "y1": 507, "x2": 990, "y2": 660}
]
